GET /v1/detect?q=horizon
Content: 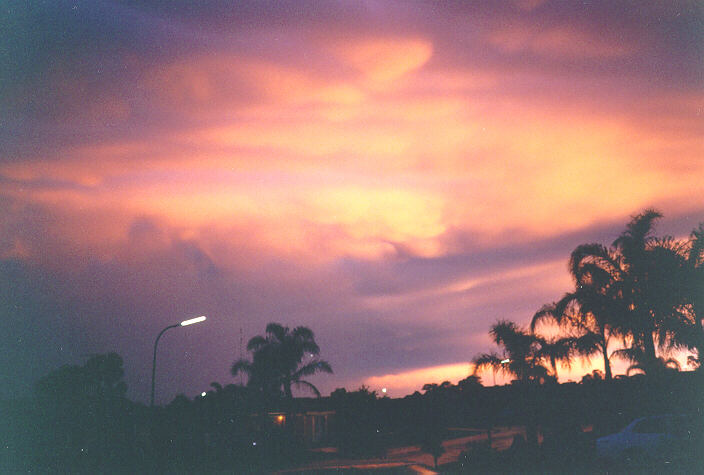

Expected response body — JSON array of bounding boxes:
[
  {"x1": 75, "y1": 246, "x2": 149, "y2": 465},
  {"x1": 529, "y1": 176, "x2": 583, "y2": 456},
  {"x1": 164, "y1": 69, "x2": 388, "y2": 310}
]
[{"x1": 2, "y1": 0, "x2": 703, "y2": 403}]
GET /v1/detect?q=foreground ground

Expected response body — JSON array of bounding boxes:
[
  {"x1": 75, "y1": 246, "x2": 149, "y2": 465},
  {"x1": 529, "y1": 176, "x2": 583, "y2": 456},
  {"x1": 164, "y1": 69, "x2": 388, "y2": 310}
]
[
  {"x1": 277, "y1": 426, "x2": 525, "y2": 473},
  {"x1": 277, "y1": 424, "x2": 701, "y2": 474}
]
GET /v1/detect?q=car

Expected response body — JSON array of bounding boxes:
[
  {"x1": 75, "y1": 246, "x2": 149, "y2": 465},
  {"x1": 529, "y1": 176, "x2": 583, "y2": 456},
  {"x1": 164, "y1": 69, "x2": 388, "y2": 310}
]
[{"x1": 595, "y1": 414, "x2": 700, "y2": 466}]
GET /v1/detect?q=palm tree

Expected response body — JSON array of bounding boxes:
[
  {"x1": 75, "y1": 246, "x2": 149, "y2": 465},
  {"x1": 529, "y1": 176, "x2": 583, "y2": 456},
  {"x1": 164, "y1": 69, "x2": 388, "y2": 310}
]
[
  {"x1": 563, "y1": 209, "x2": 688, "y2": 376},
  {"x1": 473, "y1": 320, "x2": 550, "y2": 447},
  {"x1": 532, "y1": 285, "x2": 618, "y2": 380},
  {"x1": 532, "y1": 233, "x2": 627, "y2": 380},
  {"x1": 472, "y1": 320, "x2": 550, "y2": 384},
  {"x1": 608, "y1": 210, "x2": 663, "y2": 373},
  {"x1": 674, "y1": 223, "x2": 704, "y2": 369},
  {"x1": 231, "y1": 323, "x2": 332, "y2": 399},
  {"x1": 535, "y1": 335, "x2": 573, "y2": 380}
]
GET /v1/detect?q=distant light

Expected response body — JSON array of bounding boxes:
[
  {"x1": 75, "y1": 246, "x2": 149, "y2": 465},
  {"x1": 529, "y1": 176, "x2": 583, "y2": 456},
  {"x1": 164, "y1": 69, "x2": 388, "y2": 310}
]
[
  {"x1": 201, "y1": 392, "x2": 207, "y2": 397},
  {"x1": 252, "y1": 442, "x2": 257, "y2": 446},
  {"x1": 181, "y1": 316, "x2": 207, "y2": 326},
  {"x1": 381, "y1": 388, "x2": 387, "y2": 393},
  {"x1": 276, "y1": 414, "x2": 285, "y2": 424},
  {"x1": 501, "y1": 359, "x2": 510, "y2": 364}
]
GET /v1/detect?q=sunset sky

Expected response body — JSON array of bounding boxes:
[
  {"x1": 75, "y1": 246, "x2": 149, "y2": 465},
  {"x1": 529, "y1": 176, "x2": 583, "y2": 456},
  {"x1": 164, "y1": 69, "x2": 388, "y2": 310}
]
[{"x1": 2, "y1": 0, "x2": 703, "y2": 402}]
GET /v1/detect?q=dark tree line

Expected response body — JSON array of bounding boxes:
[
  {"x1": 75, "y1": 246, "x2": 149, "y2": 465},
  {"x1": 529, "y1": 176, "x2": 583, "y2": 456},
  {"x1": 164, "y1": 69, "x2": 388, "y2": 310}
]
[
  {"x1": 2, "y1": 323, "x2": 335, "y2": 473},
  {"x1": 5, "y1": 211, "x2": 702, "y2": 472}
]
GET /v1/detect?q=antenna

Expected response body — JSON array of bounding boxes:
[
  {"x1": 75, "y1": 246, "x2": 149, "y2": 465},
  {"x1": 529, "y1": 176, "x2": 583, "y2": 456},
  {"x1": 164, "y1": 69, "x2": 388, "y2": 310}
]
[{"x1": 239, "y1": 327, "x2": 244, "y2": 386}]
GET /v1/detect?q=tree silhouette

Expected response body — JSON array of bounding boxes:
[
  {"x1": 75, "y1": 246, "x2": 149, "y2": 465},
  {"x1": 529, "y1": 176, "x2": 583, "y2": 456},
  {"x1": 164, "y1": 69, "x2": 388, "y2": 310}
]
[
  {"x1": 535, "y1": 335, "x2": 573, "y2": 380},
  {"x1": 625, "y1": 355, "x2": 681, "y2": 376},
  {"x1": 556, "y1": 210, "x2": 690, "y2": 376},
  {"x1": 672, "y1": 223, "x2": 704, "y2": 369},
  {"x1": 472, "y1": 321, "x2": 552, "y2": 447},
  {"x1": 422, "y1": 380, "x2": 453, "y2": 395},
  {"x1": 457, "y1": 375, "x2": 483, "y2": 393},
  {"x1": 83, "y1": 352, "x2": 128, "y2": 398},
  {"x1": 231, "y1": 323, "x2": 332, "y2": 399},
  {"x1": 608, "y1": 209, "x2": 684, "y2": 374},
  {"x1": 532, "y1": 285, "x2": 618, "y2": 380},
  {"x1": 35, "y1": 352, "x2": 127, "y2": 402},
  {"x1": 330, "y1": 386, "x2": 387, "y2": 457},
  {"x1": 472, "y1": 320, "x2": 550, "y2": 384},
  {"x1": 580, "y1": 369, "x2": 603, "y2": 383},
  {"x1": 33, "y1": 353, "x2": 129, "y2": 470}
]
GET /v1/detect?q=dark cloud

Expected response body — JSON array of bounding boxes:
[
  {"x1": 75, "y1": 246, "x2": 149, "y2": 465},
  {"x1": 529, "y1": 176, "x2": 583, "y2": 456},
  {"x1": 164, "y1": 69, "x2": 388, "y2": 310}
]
[
  {"x1": 340, "y1": 207, "x2": 704, "y2": 297},
  {"x1": 340, "y1": 221, "x2": 614, "y2": 297}
]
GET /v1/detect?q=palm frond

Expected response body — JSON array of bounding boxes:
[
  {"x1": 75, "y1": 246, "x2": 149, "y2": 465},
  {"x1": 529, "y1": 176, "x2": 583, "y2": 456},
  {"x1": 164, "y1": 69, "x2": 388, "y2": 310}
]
[
  {"x1": 611, "y1": 347, "x2": 643, "y2": 364},
  {"x1": 292, "y1": 326, "x2": 315, "y2": 341},
  {"x1": 294, "y1": 380, "x2": 321, "y2": 397},
  {"x1": 552, "y1": 292, "x2": 579, "y2": 321},
  {"x1": 570, "y1": 244, "x2": 620, "y2": 280},
  {"x1": 471, "y1": 353, "x2": 503, "y2": 375},
  {"x1": 293, "y1": 359, "x2": 332, "y2": 379},
  {"x1": 231, "y1": 359, "x2": 252, "y2": 378},
  {"x1": 265, "y1": 322, "x2": 288, "y2": 342},
  {"x1": 613, "y1": 209, "x2": 662, "y2": 249},
  {"x1": 689, "y1": 223, "x2": 704, "y2": 266},
  {"x1": 571, "y1": 333, "x2": 601, "y2": 357},
  {"x1": 531, "y1": 303, "x2": 559, "y2": 331},
  {"x1": 535, "y1": 336, "x2": 574, "y2": 374},
  {"x1": 575, "y1": 263, "x2": 613, "y2": 288},
  {"x1": 490, "y1": 320, "x2": 524, "y2": 348},
  {"x1": 300, "y1": 340, "x2": 321, "y2": 355},
  {"x1": 626, "y1": 363, "x2": 645, "y2": 376},
  {"x1": 247, "y1": 335, "x2": 268, "y2": 352}
]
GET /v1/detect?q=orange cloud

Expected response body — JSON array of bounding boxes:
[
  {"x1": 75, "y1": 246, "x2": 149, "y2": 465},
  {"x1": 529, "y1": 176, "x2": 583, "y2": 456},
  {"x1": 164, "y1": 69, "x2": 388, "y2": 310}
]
[
  {"x1": 5, "y1": 85, "x2": 702, "y2": 266},
  {"x1": 3, "y1": 28, "x2": 702, "y2": 273},
  {"x1": 328, "y1": 36, "x2": 433, "y2": 85},
  {"x1": 364, "y1": 362, "x2": 472, "y2": 395},
  {"x1": 144, "y1": 53, "x2": 326, "y2": 114}
]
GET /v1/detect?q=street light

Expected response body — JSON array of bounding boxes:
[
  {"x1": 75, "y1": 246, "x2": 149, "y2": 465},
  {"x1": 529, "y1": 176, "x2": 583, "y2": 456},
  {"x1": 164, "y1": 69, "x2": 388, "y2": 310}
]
[
  {"x1": 150, "y1": 315, "x2": 207, "y2": 407},
  {"x1": 181, "y1": 316, "x2": 206, "y2": 326}
]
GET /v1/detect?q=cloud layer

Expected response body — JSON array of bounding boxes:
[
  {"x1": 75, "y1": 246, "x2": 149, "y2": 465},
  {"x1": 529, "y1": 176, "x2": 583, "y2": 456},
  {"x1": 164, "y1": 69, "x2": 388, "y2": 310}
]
[{"x1": 1, "y1": 0, "x2": 703, "y2": 401}]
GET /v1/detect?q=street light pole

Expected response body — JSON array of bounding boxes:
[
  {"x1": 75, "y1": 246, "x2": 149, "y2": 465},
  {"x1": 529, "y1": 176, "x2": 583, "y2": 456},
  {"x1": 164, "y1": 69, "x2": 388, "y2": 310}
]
[{"x1": 150, "y1": 316, "x2": 207, "y2": 407}]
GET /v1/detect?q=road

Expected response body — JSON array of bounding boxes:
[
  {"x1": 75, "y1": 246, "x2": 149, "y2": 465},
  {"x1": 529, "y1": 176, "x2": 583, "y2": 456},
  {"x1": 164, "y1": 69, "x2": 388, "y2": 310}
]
[{"x1": 278, "y1": 426, "x2": 526, "y2": 473}]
